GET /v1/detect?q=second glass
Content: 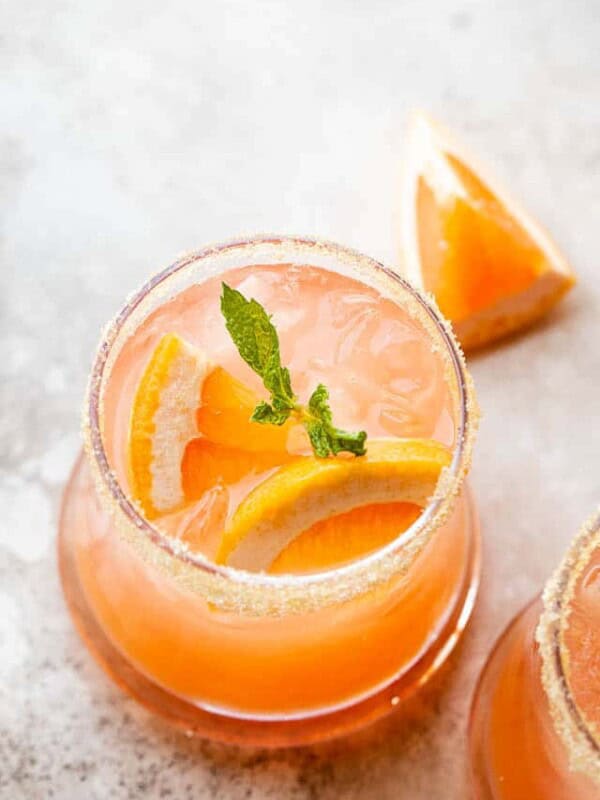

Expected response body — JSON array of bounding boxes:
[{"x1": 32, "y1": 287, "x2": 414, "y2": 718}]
[{"x1": 469, "y1": 511, "x2": 600, "y2": 798}]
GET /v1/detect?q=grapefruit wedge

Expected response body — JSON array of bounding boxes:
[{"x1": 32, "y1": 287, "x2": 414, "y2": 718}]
[
  {"x1": 216, "y1": 438, "x2": 450, "y2": 572},
  {"x1": 128, "y1": 333, "x2": 211, "y2": 518},
  {"x1": 399, "y1": 112, "x2": 576, "y2": 350},
  {"x1": 128, "y1": 333, "x2": 293, "y2": 519}
]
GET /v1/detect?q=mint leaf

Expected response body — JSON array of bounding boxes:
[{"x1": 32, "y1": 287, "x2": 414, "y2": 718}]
[
  {"x1": 221, "y1": 283, "x2": 296, "y2": 411},
  {"x1": 220, "y1": 283, "x2": 280, "y2": 377},
  {"x1": 263, "y1": 357, "x2": 294, "y2": 405},
  {"x1": 304, "y1": 384, "x2": 367, "y2": 457},
  {"x1": 251, "y1": 400, "x2": 291, "y2": 426},
  {"x1": 308, "y1": 383, "x2": 333, "y2": 422},
  {"x1": 221, "y1": 284, "x2": 367, "y2": 457}
]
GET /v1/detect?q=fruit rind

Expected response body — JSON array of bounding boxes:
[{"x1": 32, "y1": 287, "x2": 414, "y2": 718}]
[
  {"x1": 217, "y1": 438, "x2": 451, "y2": 572},
  {"x1": 128, "y1": 333, "x2": 211, "y2": 518},
  {"x1": 399, "y1": 110, "x2": 576, "y2": 351}
]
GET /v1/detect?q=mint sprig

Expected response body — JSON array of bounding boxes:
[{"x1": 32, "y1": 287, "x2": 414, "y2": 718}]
[
  {"x1": 220, "y1": 283, "x2": 367, "y2": 457},
  {"x1": 221, "y1": 283, "x2": 296, "y2": 425},
  {"x1": 304, "y1": 384, "x2": 367, "y2": 457}
]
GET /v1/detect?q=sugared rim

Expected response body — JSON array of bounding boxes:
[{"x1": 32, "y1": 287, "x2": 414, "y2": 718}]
[
  {"x1": 537, "y1": 509, "x2": 600, "y2": 785},
  {"x1": 83, "y1": 235, "x2": 479, "y2": 615}
]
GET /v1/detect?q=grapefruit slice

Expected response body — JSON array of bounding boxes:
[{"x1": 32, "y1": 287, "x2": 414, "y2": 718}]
[
  {"x1": 128, "y1": 333, "x2": 292, "y2": 519},
  {"x1": 216, "y1": 438, "x2": 450, "y2": 571},
  {"x1": 128, "y1": 333, "x2": 212, "y2": 518},
  {"x1": 269, "y1": 502, "x2": 422, "y2": 574},
  {"x1": 399, "y1": 112, "x2": 575, "y2": 350},
  {"x1": 197, "y1": 366, "x2": 292, "y2": 453}
]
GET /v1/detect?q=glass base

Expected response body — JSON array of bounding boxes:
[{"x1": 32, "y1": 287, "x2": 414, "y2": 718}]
[{"x1": 59, "y1": 453, "x2": 481, "y2": 747}]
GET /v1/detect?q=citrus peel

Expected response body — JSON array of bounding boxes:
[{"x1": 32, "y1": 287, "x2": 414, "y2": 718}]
[
  {"x1": 128, "y1": 333, "x2": 293, "y2": 520},
  {"x1": 216, "y1": 438, "x2": 451, "y2": 571},
  {"x1": 400, "y1": 111, "x2": 575, "y2": 350},
  {"x1": 128, "y1": 333, "x2": 212, "y2": 519}
]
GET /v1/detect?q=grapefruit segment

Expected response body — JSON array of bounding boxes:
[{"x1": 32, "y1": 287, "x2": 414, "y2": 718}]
[
  {"x1": 197, "y1": 366, "x2": 294, "y2": 452},
  {"x1": 216, "y1": 438, "x2": 450, "y2": 571},
  {"x1": 128, "y1": 333, "x2": 293, "y2": 520},
  {"x1": 128, "y1": 333, "x2": 212, "y2": 519},
  {"x1": 400, "y1": 112, "x2": 575, "y2": 350},
  {"x1": 269, "y1": 502, "x2": 421, "y2": 574}
]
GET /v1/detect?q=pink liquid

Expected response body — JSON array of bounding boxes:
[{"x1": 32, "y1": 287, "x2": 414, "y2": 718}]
[
  {"x1": 562, "y1": 544, "x2": 600, "y2": 739},
  {"x1": 103, "y1": 263, "x2": 455, "y2": 548}
]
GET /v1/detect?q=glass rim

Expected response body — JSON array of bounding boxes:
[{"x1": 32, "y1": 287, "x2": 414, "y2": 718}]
[
  {"x1": 83, "y1": 234, "x2": 478, "y2": 614},
  {"x1": 537, "y1": 509, "x2": 600, "y2": 785}
]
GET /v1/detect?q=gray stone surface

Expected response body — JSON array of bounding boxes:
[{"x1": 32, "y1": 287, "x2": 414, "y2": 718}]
[{"x1": 1, "y1": 1, "x2": 599, "y2": 797}]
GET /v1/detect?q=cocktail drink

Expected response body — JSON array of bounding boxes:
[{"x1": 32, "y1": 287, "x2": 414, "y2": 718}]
[
  {"x1": 469, "y1": 512, "x2": 600, "y2": 798},
  {"x1": 59, "y1": 237, "x2": 479, "y2": 746}
]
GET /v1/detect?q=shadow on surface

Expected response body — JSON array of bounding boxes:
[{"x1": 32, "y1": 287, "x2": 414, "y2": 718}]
[{"x1": 463, "y1": 290, "x2": 584, "y2": 362}]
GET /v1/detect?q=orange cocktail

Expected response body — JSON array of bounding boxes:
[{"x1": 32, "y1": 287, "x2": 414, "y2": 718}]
[
  {"x1": 469, "y1": 512, "x2": 600, "y2": 798},
  {"x1": 59, "y1": 236, "x2": 479, "y2": 746}
]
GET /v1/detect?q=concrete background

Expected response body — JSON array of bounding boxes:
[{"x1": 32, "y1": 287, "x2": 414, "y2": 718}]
[{"x1": 1, "y1": 1, "x2": 599, "y2": 797}]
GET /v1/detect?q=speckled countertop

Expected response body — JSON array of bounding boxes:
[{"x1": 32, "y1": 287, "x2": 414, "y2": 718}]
[{"x1": 2, "y1": 2, "x2": 600, "y2": 798}]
